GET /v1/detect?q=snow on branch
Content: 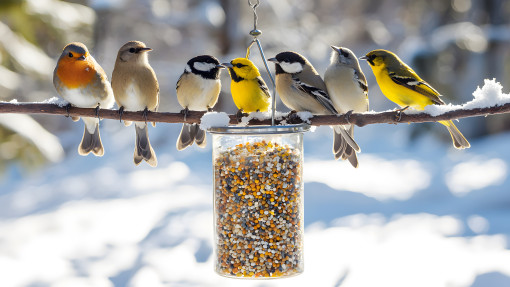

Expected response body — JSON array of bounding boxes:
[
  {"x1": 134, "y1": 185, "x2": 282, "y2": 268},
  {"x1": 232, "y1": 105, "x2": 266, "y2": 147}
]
[{"x1": 1, "y1": 80, "x2": 509, "y2": 127}]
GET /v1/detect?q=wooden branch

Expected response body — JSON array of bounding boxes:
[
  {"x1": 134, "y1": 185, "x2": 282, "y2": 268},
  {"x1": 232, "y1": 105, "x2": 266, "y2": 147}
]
[{"x1": 1, "y1": 102, "x2": 510, "y2": 127}]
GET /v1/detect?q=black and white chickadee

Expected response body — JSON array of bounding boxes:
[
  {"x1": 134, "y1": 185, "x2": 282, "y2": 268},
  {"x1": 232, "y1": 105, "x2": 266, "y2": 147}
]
[{"x1": 176, "y1": 55, "x2": 223, "y2": 150}]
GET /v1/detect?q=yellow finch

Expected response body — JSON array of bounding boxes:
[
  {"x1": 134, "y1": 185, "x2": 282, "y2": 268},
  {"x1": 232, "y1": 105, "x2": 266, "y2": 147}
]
[
  {"x1": 324, "y1": 46, "x2": 369, "y2": 167},
  {"x1": 176, "y1": 55, "x2": 223, "y2": 150},
  {"x1": 221, "y1": 58, "x2": 271, "y2": 115},
  {"x1": 268, "y1": 51, "x2": 360, "y2": 167},
  {"x1": 361, "y1": 49, "x2": 470, "y2": 149}
]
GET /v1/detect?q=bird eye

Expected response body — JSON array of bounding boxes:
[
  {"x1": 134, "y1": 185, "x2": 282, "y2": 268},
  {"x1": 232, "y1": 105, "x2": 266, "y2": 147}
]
[
  {"x1": 129, "y1": 48, "x2": 135, "y2": 53},
  {"x1": 235, "y1": 63, "x2": 244, "y2": 68},
  {"x1": 68, "y1": 52, "x2": 73, "y2": 58},
  {"x1": 341, "y1": 51, "x2": 349, "y2": 58}
]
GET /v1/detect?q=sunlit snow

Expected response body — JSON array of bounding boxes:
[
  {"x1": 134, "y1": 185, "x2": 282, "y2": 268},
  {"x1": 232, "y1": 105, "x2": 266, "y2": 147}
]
[{"x1": 2, "y1": 80, "x2": 510, "y2": 287}]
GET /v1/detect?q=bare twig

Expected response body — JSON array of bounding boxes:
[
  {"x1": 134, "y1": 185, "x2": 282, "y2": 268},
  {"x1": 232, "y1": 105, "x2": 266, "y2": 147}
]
[{"x1": 1, "y1": 102, "x2": 510, "y2": 126}]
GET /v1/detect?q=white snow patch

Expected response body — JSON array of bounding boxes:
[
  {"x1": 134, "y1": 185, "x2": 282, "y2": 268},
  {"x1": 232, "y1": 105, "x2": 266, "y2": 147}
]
[
  {"x1": 467, "y1": 215, "x2": 490, "y2": 234},
  {"x1": 128, "y1": 267, "x2": 164, "y2": 287},
  {"x1": 305, "y1": 155, "x2": 431, "y2": 200},
  {"x1": 128, "y1": 161, "x2": 190, "y2": 191},
  {"x1": 42, "y1": 96, "x2": 69, "y2": 107},
  {"x1": 424, "y1": 79, "x2": 510, "y2": 116},
  {"x1": 446, "y1": 158, "x2": 507, "y2": 195},
  {"x1": 237, "y1": 111, "x2": 288, "y2": 126},
  {"x1": 297, "y1": 111, "x2": 313, "y2": 123},
  {"x1": 0, "y1": 189, "x2": 209, "y2": 287},
  {"x1": 239, "y1": 111, "x2": 271, "y2": 126},
  {"x1": 200, "y1": 111, "x2": 230, "y2": 129},
  {"x1": 302, "y1": 214, "x2": 510, "y2": 287}
]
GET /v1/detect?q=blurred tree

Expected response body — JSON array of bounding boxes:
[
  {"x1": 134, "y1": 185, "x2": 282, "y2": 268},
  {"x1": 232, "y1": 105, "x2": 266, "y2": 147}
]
[
  {"x1": 0, "y1": 122, "x2": 50, "y2": 174},
  {"x1": 219, "y1": 0, "x2": 241, "y2": 55},
  {"x1": 0, "y1": 0, "x2": 94, "y2": 175}
]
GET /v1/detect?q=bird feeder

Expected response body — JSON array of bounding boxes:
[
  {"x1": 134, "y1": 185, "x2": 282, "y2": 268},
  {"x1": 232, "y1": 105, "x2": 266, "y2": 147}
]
[
  {"x1": 210, "y1": 124, "x2": 309, "y2": 278},
  {"x1": 207, "y1": 0, "x2": 310, "y2": 278}
]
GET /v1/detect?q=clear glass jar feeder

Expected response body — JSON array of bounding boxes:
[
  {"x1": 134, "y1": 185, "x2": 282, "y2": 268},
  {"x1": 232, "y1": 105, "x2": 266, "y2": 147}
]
[{"x1": 209, "y1": 124, "x2": 309, "y2": 278}]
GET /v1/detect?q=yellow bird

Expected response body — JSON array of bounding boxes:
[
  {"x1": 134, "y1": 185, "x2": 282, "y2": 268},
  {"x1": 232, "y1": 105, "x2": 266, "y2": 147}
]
[
  {"x1": 361, "y1": 49, "x2": 470, "y2": 149},
  {"x1": 221, "y1": 58, "x2": 271, "y2": 115}
]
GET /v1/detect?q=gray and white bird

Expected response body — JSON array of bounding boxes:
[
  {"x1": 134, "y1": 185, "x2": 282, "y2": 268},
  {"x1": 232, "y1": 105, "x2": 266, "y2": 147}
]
[
  {"x1": 176, "y1": 55, "x2": 223, "y2": 150},
  {"x1": 268, "y1": 51, "x2": 360, "y2": 166},
  {"x1": 112, "y1": 41, "x2": 159, "y2": 167},
  {"x1": 324, "y1": 46, "x2": 368, "y2": 167}
]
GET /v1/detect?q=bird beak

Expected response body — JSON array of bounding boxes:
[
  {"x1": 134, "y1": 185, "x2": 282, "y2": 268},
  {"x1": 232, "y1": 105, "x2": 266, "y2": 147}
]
[
  {"x1": 220, "y1": 62, "x2": 233, "y2": 68},
  {"x1": 139, "y1": 47, "x2": 152, "y2": 52},
  {"x1": 216, "y1": 64, "x2": 226, "y2": 69},
  {"x1": 267, "y1": 57, "x2": 277, "y2": 63},
  {"x1": 359, "y1": 55, "x2": 374, "y2": 66},
  {"x1": 78, "y1": 55, "x2": 86, "y2": 60},
  {"x1": 330, "y1": 45, "x2": 341, "y2": 53}
]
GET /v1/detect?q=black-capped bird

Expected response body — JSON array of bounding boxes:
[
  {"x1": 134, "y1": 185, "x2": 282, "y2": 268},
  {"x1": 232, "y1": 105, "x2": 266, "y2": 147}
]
[
  {"x1": 268, "y1": 51, "x2": 360, "y2": 167},
  {"x1": 176, "y1": 55, "x2": 223, "y2": 150}
]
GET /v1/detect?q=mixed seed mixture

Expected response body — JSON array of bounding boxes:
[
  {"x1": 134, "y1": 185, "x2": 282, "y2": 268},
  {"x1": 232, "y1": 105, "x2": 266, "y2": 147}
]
[{"x1": 214, "y1": 140, "x2": 303, "y2": 278}]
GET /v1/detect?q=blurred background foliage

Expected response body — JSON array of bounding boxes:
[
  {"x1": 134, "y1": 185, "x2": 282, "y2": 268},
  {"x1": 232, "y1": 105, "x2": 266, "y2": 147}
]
[{"x1": 1, "y1": 0, "x2": 510, "y2": 174}]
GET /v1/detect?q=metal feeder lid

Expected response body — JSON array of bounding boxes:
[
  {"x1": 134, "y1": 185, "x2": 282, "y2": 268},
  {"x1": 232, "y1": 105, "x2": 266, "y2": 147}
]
[{"x1": 208, "y1": 124, "x2": 310, "y2": 135}]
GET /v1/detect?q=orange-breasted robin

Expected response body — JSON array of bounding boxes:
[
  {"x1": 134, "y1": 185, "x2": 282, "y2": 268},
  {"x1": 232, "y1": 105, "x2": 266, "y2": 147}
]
[
  {"x1": 176, "y1": 55, "x2": 223, "y2": 150},
  {"x1": 111, "y1": 41, "x2": 159, "y2": 167},
  {"x1": 53, "y1": 42, "x2": 114, "y2": 157}
]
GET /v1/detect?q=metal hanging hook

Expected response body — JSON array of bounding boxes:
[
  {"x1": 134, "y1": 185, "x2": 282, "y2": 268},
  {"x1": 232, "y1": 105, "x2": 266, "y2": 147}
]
[
  {"x1": 248, "y1": 0, "x2": 262, "y2": 37},
  {"x1": 245, "y1": 0, "x2": 277, "y2": 125},
  {"x1": 245, "y1": 0, "x2": 260, "y2": 59}
]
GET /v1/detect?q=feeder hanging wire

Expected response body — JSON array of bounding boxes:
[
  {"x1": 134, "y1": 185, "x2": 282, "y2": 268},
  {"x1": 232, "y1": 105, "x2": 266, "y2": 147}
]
[{"x1": 245, "y1": 0, "x2": 277, "y2": 126}]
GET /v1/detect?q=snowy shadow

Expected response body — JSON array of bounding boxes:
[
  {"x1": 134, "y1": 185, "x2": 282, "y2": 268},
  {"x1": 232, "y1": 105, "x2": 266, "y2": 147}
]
[{"x1": 471, "y1": 272, "x2": 510, "y2": 287}]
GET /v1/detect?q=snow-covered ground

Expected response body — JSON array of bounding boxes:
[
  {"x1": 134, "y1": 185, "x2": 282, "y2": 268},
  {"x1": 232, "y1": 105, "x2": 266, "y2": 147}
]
[{"x1": 1, "y1": 82, "x2": 510, "y2": 287}]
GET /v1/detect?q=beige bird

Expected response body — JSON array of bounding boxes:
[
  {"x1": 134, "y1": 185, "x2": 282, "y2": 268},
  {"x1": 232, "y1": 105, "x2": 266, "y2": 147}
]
[
  {"x1": 268, "y1": 51, "x2": 360, "y2": 165},
  {"x1": 53, "y1": 42, "x2": 114, "y2": 156},
  {"x1": 324, "y1": 46, "x2": 369, "y2": 167},
  {"x1": 176, "y1": 55, "x2": 223, "y2": 150},
  {"x1": 111, "y1": 41, "x2": 159, "y2": 167}
]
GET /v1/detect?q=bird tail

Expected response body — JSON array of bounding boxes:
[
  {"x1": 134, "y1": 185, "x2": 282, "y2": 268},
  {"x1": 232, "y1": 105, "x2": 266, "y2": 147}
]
[
  {"x1": 334, "y1": 125, "x2": 359, "y2": 168},
  {"x1": 78, "y1": 118, "x2": 104, "y2": 156},
  {"x1": 333, "y1": 126, "x2": 361, "y2": 153},
  {"x1": 440, "y1": 120, "x2": 470, "y2": 149},
  {"x1": 134, "y1": 122, "x2": 157, "y2": 167},
  {"x1": 195, "y1": 125, "x2": 206, "y2": 148},
  {"x1": 336, "y1": 145, "x2": 359, "y2": 168},
  {"x1": 333, "y1": 125, "x2": 360, "y2": 153},
  {"x1": 177, "y1": 123, "x2": 207, "y2": 151},
  {"x1": 177, "y1": 123, "x2": 197, "y2": 151}
]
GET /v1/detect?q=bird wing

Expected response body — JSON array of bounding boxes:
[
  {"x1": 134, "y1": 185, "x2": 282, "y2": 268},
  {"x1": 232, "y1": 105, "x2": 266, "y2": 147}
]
[
  {"x1": 388, "y1": 68, "x2": 445, "y2": 105},
  {"x1": 256, "y1": 76, "x2": 271, "y2": 99},
  {"x1": 176, "y1": 70, "x2": 188, "y2": 90},
  {"x1": 292, "y1": 75, "x2": 338, "y2": 114},
  {"x1": 354, "y1": 69, "x2": 368, "y2": 96}
]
